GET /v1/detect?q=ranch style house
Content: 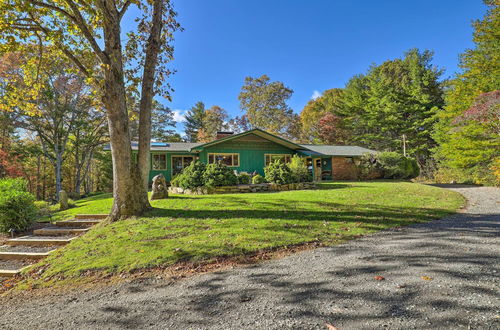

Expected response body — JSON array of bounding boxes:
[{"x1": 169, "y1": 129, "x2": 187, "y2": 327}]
[{"x1": 126, "y1": 128, "x2": 375, "y2": 183}]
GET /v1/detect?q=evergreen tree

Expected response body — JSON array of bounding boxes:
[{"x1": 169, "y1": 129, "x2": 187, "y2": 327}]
[
  {"x1": 184, "y1": 101, "x2": 206, "y2": 142},
  {"x1": 339, "y1": 49, "x2": 444, "y2": 170}
]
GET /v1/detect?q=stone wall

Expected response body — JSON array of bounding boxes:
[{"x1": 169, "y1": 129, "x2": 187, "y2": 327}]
[{"x1": 168, "y1": 182, "x2": 316, "y2": 195}]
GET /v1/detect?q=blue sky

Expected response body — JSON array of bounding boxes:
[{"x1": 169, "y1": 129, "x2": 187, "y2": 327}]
[{"x1": 139, "y1": 0, "x2": 487, "y2": 133}]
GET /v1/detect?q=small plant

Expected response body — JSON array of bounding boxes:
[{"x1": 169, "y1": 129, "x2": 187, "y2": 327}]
[
  {"x1": 0, "y1": 178, "x2": 37, "y2": 233},
  {"x1": 252, "y1": 174, "x2": 266, "y2": 184},
  {"x1": 288, "y1": 155, "x2": 310, "y2": 182},
  {"x1": 237, "y1": 172, "x2": 251, "y2": 184},
  {"x1": 170, "y1": 161, "x2": 206, "y2": 189},
  {"x1": 264, "y1": 160, "x2": 292, "y2": 184},
  {"x1": 203, "y1": 162, "x2": 238, "y2": 187}
]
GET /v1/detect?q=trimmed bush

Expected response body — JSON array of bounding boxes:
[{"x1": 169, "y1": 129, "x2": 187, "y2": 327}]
[
  {"x1": 264, "y1": 161, "x2": 293, "y2": 184},
  {"x1": 203, "y1": 162, "x2": 238, "y2": 187},
  {"x1": 252, "y1": 174, "x2": 266, "y2": 184},
  {"x1": 0, "y1": 178, "x2": 37, "y2": 233},
  {"x1": 171, "y1": 161, "x2": 206, "y2": 189},
  {"x1": 289, "y1": 155, "x2": 310, "y2": 182},
  {"x1": 237, "y1": 172, "x2": 251, "y2": 184}
]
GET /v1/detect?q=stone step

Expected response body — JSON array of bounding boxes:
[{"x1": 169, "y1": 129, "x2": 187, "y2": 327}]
[
  {"x1": 5, "y1": 235, "x2": 76, "y2": 247},
  {"x1": 34, "y1": 227, "x2": 90, "y2": 236},
  {"x1": 0, "y1": 269, "x2": 20, "y2": 278},
  {"x1": 0, "y1": 260, "x2": 31, "y2": 277},
  {"x1": 55, "y1": 219, "x2": 101, "y2": 227},
  {"x1": 0, "y1": 251, "x2": 53, "y2": 260},
  {"x1": 74, "y1": 214, "x2": 107, "y2": 220}
]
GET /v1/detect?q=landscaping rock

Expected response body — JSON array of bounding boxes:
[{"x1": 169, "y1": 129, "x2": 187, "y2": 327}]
[
  {"x1": 150, "y1": 174, "x2": 168, "y2": 200},
  {"x1": 59, "y1": 190, "x2": 68, "y2": 210}
]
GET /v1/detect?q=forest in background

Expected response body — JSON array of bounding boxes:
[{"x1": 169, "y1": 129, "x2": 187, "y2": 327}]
[{"x1": 0, "y1": 1, "x2": 498, "y2": 203}]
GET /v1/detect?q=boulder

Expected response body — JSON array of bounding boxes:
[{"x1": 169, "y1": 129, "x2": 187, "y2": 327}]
[
  {"x1": 59, "y1": 190, "x2": 69, "y2": 210},
  {"x1": 150, "y1": 174, "x2": 168, "y2": 200}
]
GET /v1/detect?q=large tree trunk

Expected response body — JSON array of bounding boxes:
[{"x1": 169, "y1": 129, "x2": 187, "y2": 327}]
[
  {"x1": 54, "y1": 144, "x2": 63, "y2": 201},
  {"x1": 136, "y1": 0, "x2": 165, "y2": 205},
  {"x1": 102, "y1": 6, "x2": 150, "y2": 221}
]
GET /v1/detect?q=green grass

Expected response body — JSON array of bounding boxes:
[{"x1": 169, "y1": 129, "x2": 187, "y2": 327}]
[{"x1": 28, "y1": 181, "x2": 464, "y2": 286}]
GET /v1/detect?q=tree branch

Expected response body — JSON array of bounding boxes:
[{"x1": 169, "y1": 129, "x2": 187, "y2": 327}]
[{"x1": 118, "y1": 1, "x2": 132, "y2": 20}]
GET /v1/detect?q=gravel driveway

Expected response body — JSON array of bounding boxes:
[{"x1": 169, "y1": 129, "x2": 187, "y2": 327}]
[{"x1": 1, "y1": 185, "x2": 499, "y2": 329}]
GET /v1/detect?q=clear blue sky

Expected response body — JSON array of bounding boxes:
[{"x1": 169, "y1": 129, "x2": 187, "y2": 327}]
[{"x1": 141, "y1": 0, "x2": 487, "y2": 133}]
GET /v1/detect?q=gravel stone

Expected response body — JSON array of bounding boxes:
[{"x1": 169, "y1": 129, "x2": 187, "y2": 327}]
[{"x1": 0, "y1": 185, "x2": 498, "y2": 329}]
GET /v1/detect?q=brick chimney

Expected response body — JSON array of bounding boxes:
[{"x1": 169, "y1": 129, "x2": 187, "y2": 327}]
[{"x1": 216, "y1": 131, "x2": 234, "y2": 140}]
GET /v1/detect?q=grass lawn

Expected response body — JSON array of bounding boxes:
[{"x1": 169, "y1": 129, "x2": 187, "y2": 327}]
[{"x1": 25, "y1": 181, "x2": 464, "y2": 287}]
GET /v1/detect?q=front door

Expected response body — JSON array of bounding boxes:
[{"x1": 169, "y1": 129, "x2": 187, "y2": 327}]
[{"x1": 314, "y1": 158, "x2": 322, "y2": 181}]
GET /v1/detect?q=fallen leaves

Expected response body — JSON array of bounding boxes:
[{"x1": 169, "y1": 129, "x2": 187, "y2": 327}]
[
  {"x1": 374, "y1": 275, "x2": 385, "y2": 281},
  {"x1": 325, "y1": 323, "x2": 339, "y2": 330},
  {"x1": 421, "y1": 276, "x2": 433, "y2": 281}
]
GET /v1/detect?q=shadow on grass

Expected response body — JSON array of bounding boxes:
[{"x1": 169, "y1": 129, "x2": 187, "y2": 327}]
[{"x1": 144, "y1": 202, "x2": 456, "y2": 230}]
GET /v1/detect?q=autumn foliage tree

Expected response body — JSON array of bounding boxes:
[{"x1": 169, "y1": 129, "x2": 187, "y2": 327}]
[
  {"x1": 433, "y1": 1, "x2": 499, "y2": 185},
  {"x1": 0, "y1": 1, "x2": 181, "y2": 220}
]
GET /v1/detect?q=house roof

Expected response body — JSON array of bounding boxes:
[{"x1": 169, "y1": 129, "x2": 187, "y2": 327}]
[
  {"x1": 190, "y1": 128, "x2": 306, "y2": 152},
  {"x1": 108, "y1": 130, "x2": 376, "y2": 156},
  {"x1": 299, "y1": 144, "x2": 376, "y2": 157}
]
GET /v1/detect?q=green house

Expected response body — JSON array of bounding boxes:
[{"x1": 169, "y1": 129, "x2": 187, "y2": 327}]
[{"x1": 133, "y1": 128, "x2": 375, "y2": 183}]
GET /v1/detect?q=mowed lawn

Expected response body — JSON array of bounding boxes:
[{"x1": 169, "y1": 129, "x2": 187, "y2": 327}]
[{"x1": 31, "y1": 181, "x2": 464, "y2": 284}]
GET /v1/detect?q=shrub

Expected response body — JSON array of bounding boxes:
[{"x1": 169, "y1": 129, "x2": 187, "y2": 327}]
[
  {"x1": 252, "y1": 174, "x2": 266, "y2": 184},
  {"x1": 203, "y1": 162, "x2": 238, "y2": 187},
  {"x1": 170, "y1": 161, "x2": 206, "y2": 189},
  {"x1": 0, "y1": 177, "x2": 28, "y2": 192},
  {"x1": 264, "y1": 161, "x2": 293, "y2": 184},
  {"x1": 360, "y1": 152, "x2": 419, "y2": 180},
  {"x1": 0, "y1": 178, "x2": 37, "y2": 233},
  {"x1": 237, "y1": 172, "x2": 251, "y2": 184},
  {"x1": 288, "y1": 155, "x2": 310, "y2": 182}
]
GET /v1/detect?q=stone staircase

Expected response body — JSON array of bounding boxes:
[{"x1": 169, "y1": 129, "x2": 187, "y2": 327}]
[{"x1": 0, "y1": 214, "x2": 106, "y2": 279}]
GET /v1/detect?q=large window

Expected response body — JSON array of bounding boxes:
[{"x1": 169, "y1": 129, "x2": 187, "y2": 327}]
[
  {"x1": 208, "y1": 153, "x2": 239, "y2": 167},
  {"x1": 152, "y1": 154, "x2": 167, "y2": 170},
  {"x1": 172, "y1": 156, "x2": 194, "y2": 175},
  {"x1": 265, "y1": 154, "x2": 291, "y2": 166}
]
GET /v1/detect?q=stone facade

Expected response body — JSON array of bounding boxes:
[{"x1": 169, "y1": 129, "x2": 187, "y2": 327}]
[
  {"x1": 168, "y1": 182, "x2": 316, "y2": 195},
  {"x1": 331, "y1": 156, "x2": 360, "y2": 180}
]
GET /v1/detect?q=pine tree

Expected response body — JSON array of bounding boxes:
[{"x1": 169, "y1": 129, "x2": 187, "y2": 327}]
[{"x1": 184, "y1": 101, "x2": 206, "y2": 142}]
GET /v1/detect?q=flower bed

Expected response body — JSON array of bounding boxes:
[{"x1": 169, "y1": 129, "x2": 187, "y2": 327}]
[{"x1": 168, "y1": 182, "x2": 316, "y2": 195}]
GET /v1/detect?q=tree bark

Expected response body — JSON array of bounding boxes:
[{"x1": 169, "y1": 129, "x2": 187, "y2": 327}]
[
  {"x1": 136, "y1": 0, "x2": 165, "y2": 207},
  {"x1": 102, "y1": 5, "x2": 150, "y2": 221}
]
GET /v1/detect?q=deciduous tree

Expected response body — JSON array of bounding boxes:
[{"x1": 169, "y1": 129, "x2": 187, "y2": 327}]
[
  {"x1": 0, "y1": 1, "x2": 181, "y2": 220},
  {"x1": 433, "y1": 1, "x2": 500, "y2": 185},
  {"x1": 238, "y1": 75, "x2": 295, "y2": 136}
]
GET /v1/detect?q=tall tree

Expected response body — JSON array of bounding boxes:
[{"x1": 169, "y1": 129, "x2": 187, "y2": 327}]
[
  {"x1": 238, "y1": 75, "x2": 295, "y2": 136},
  {"x1": 226, "y1": 114, "x2": 251, "y2": 134},
  {"x1": 197, "y1": 105, "x2": 228, "y2": 142},
  {"x1": 299, "y1": 88, "x2": 344, "y2": 143},
  {"x1": 433, "y1": 1, "x2": 500, "y2": 185},
  {"x1": 339, "y1": 49, "x2": 444, "y2": 169},
  {"x1": 184, "y1": 101, "x2": 206, "y2": 142},
  {"x1": 1, "y1": 1, "x2": 181, "y2": 220}
]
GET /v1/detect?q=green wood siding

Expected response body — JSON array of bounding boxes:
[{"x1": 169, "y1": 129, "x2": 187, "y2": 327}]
[
  {"x1": 197, "y1": 134, "x2": 297, "y2": 176},
  {"x1": 148, "y1": 151, "x2": 197, "y2": 182}
]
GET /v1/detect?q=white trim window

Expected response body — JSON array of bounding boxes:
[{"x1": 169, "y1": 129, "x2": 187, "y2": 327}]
[
  {"x1": 152, "y1": 154, "x2": 167, "y2": 170},
  {"x1": 172, "y1": 155, "x2": 194, "y2": 175},
  {"x1": 208, "y1": 153, "x2": 239, "y2": 167},
  {"x1": 265, "y1": 154, "x2": 291, "y2": 166}
]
